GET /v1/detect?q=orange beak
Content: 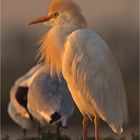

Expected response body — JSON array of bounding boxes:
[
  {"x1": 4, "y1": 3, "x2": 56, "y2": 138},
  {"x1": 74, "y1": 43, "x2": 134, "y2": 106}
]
[{"x1": 28, "y1": 14, "x2": 55, "y2": 25}]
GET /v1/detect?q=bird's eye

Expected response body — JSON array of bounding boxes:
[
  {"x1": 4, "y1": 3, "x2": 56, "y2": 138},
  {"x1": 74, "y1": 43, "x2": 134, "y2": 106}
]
[{"x1": 54, "y1": 12, "x2": 59, "y2": 17}]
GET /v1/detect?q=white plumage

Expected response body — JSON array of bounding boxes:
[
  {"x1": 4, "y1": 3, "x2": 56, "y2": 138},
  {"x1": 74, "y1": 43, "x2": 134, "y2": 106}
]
[
  {"x1": 29, "y1": 0, "x2": 128, "y2": 139},
  {"x1": 8, "y1": 65, "x2": 39, "y2": 134},
  {"x1": 27, "y1": 64, "x2": 74, "y2": 129},
  {"x1": 8, "y1": 102, "x2": 34, "y2": 131},
  {"x1": 8, "y1": 63, "x2": 74, "y2": 137},
  {"x1": 9, "y1": 64, "x2": 41, "y2": 116},
  {"x1": 62, "y1": 28, "x2": 128, "y2": 134}
]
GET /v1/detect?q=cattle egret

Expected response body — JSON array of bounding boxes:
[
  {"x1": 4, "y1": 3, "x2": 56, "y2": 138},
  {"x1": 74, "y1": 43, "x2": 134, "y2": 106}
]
[
  {"x1": 27, "y1": 64, "x2": 74, "y2": 138},
  {"x1": 29, "y1": 0, "x2": 128, "y2": 139}
]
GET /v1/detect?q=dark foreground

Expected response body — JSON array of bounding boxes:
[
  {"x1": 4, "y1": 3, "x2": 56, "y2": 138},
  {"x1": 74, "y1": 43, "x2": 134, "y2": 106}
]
[{"x1": 2, "y1": 132, "x2": 139, "y2": 140}]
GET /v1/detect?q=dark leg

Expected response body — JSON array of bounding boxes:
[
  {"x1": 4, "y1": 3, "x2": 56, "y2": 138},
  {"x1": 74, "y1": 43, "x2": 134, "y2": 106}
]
[
  {"x1": 38, "y1": 123, "x2": 43, "y2": 138},
  {"x1": 94, "y1": 115, "x2": 100, "y2": 140},
  {"x1": 23, "y1": 129, "x2": 27, "y2": 137},
  {"x1": 83, "y1": 115, "x2": 88, "y2": 140},
  {"x1": 56, "y1": 124, "x2": 60, "y2": 140}
]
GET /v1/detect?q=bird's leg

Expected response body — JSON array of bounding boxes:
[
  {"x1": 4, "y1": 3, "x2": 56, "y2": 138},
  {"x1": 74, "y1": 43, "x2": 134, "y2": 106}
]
[
  {"x1": 56, "y1": 123, "x2": 60, "y2": 140},
  {"x1": 23, "y1": 129, "x2": 27, "y2": 137},
  {"x1": 45, "y1": 125, "x2": 51, "y2": 134},
  {"x1": 37, "y1": 123, "x2": 43, "y2": 139},
  {"x1": 83, "y1": 115, "x2": 88, "y2": 140},
  {"x1": 94, "y1": 115, "x2": 100, "y2": 140}
]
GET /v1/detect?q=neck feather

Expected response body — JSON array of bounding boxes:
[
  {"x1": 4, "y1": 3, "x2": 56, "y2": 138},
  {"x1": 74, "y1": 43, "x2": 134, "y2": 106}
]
[
  {"x1": 38, "y1": 26, "x2": 67, "y2": 76},
  {"x1": 38, "y1": 24, "x2": 86, "y2": 76}
]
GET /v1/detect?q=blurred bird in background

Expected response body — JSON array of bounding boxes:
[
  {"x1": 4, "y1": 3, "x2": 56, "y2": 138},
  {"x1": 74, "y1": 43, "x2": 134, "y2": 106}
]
[
  {"x1": 8, "y1": 102, "x2": 34, "y2": 137},
  {"x1": 29, "y1": 0, "x2": 128, "y2": 140},
  {"x1": 27, "y1": 64, "x2": 74, "y2": 139},
  {"x1": 7, "y1": 65, "x2": 41, "y2": 137},
  {"x1": 8, "y1": 63, "x2": 74, "y2": 139}
]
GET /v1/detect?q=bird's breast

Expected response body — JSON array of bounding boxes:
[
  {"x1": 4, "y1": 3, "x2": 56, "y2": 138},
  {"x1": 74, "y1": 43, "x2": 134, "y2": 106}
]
[
  {"x1": 62, "y1": 48, "x2": 94, "y2": 117},
  {"x1": 40, "y1": 26, "x2": 68, "y2": 75}
]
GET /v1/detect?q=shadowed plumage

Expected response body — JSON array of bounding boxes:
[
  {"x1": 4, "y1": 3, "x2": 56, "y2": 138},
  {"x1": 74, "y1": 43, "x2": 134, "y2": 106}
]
[
  {"x1": 27, "y1": 64, "x2": 74, "y2": 130},
  {"x1": 29, "y1": 0, "x2": 128, "y2": 140},
  {"x1": 8, "y1": 63, "x2": 74, "y2": 138},
  {"x1": 8, "y1": 103, "x2": 34, "y2": 136},
  {"x1": 7, "y1": 65, "x2": 40, "y2": 136}
]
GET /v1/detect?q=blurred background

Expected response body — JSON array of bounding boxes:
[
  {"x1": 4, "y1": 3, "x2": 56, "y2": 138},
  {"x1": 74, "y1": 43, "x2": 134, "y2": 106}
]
[{"x1": 1, "y1": 0, "x2": 139, "y2": 139}]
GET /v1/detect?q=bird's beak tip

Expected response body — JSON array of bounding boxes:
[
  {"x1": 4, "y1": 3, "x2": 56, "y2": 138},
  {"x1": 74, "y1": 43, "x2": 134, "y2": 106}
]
[
  {"x1": 28, "y1": 22, "x2": 34, "y2": 26},
  {"x1": 28, "y1": 20, "x2": 39, "y2": 26},
  {"x1": 28, "y1": 23, "x2": 32, "y2": 26}
]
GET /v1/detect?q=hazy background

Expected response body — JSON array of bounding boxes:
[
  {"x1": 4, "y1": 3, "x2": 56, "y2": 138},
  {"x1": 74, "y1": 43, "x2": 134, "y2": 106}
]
[{"x1": 1, "y1": 0, "x2": 139, "y2": 138}]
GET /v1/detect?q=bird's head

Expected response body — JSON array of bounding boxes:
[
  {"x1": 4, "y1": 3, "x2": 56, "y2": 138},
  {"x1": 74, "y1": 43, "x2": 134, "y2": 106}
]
[{"x1": 29, "y1": 0, "x2": 87, "y2": 28}]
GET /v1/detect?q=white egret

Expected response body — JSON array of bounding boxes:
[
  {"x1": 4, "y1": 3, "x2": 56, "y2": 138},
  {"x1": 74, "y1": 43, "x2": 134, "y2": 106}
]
[{"x1": 29, "y1": 0, "x2": 128, "y2": 140}]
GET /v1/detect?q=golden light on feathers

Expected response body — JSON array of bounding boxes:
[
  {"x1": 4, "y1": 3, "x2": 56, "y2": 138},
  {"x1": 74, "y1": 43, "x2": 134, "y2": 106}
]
[
  {"x1": 48, "y1": 0, "x2": 87, "y2": 26},
  {"x1": 38, "y1": 32, "x2": 64, "y2": 77},
  {"x1": 30, "y1": 0, "x2": 128, "y2": 139}
]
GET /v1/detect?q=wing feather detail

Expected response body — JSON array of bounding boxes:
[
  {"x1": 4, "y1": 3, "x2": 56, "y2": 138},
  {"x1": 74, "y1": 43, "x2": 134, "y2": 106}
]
[{"x1": 62, "y1": 28, "x2": 128, "y2": 134}]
